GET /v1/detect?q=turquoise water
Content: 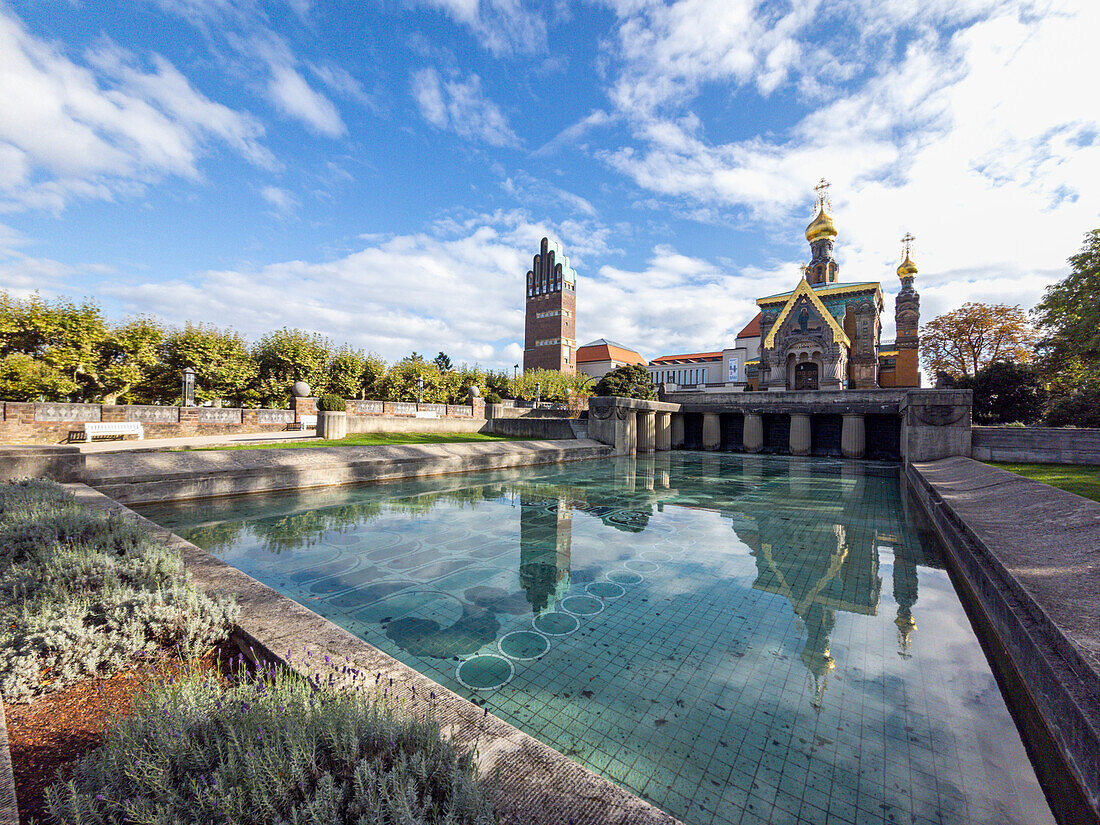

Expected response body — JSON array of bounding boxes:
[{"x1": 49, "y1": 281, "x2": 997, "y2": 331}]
[{"x1": 137, "y1": 454, "x2": 1055, "y2": 825}]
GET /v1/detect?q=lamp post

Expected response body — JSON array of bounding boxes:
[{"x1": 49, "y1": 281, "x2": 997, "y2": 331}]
[
  {"x1": 536, "y1": 381, "x2": 542, "y2": 407},
  {"x1": 181, "y1": 367, "x2": 195, "y2": 407},
  {"x1": 417, "y1": 375, "x2": 424, "y2": 404},
  {"x1": 513, "y1": 364, "x2": 519, "y2": 394}
]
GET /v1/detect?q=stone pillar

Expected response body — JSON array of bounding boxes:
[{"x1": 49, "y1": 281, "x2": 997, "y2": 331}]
[
  {"x1": 638, "y1": 411, "x2": 656, "y2": 454},
  {"x1": 290, "y1": 395, "x2": 316, "y2": 424},
  {"x1": 744, "y1": 413, "x2": 763, "y2": 453},
  {"x1": 670, "y1": 413, "x2": 685, "y2": 449},
  {"x1": 614, "y1": 409, "x2": 637, "y2": 455},
  {"x1": 842, "y1": 414, "x2": 865, "y2": 459},
  {"x1": 655, "y1": 412, "x2": 671, "y2": 451},
  {"x1": 702, "y1": 413, "x2": 720, "y2": 451},
  {"x1": 790, "y1": 413, "x2": 811, "y2": 456}
]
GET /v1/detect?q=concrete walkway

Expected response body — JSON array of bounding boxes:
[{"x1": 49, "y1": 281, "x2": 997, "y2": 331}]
[
  {"x1": 907, "y1": 456, "x2": 1100, "y2": 817},
  {"x1": 85, "y1": 438, "x2": 613, "y2": 504},
  {"x1": 77, "y1": 429, "x2": 319, "y2": 453}
]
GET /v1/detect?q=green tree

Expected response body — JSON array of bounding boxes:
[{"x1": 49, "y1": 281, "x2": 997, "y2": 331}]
[
  {"x1": 153, "y1": 324, "x2": 257, "y2": 406},
  {"x1": 1034, "y1": 228, "x2": 1100, "y2": 373},
  {"x1": 433, "y1": 351, "x2": 453, "y2": 371},
  {"x1": 0, "y1": 291, "x2": 108, "y2": 400},
  {"x1": 361, "y1": 352, "x2": 387, "y2": 399},
  {"x1": 379, "y1": 358, "x2": 448, "y2": 403},
  {"x1": 253, "y1": 328, "x2": 331, "y2": 406},
  {"x1": 593, "y1": 364, "x2": 656, "y2": 400},
  {"x1": 100, "y1": 317, "x2": 165, "y2": 404},
  {"x1": 961, "y1": 361, "x2": 1047, "y2": 425},
  {"x1": 326, "y1": 345, "x2": 368, "y2": 399},
  {"x1": 514, "y1": 368, "x2": 593, "y2": 403},
  {"x1": 485, "y1": 369, "x2": 512, "y2": 399}
]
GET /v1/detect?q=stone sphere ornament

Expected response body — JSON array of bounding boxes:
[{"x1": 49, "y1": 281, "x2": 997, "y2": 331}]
[
  {"x1": 468, "y1": 385, "x2": 481, "y2": 398},
  {"x1": 291, "y1": 381, "x2": 311, "y2": 398}
]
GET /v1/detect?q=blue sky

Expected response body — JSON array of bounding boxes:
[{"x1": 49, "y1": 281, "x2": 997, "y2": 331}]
[{"x1": 1, "y1": 0, "x2": 1097, "y2": 368}]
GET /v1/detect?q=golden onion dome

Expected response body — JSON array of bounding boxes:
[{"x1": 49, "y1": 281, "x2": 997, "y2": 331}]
[
  {"x1": 897, "y1": 253, "x2": 918, "y2": 278},
  {"x1": 805, "y1": 206, "x2": 837, "y2": 242}
]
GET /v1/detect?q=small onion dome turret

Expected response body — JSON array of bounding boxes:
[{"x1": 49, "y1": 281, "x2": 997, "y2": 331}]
[
  {"x1": 897, "y1": 253, "x2": 918, "y2": 279},
  {"x1": 805, "y1": 206, "x2": 837, "y2": 242}
]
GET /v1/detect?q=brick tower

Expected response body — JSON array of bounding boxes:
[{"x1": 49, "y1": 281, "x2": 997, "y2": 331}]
[
  {"x1": 523, "y1": 237, "x2": 577, "y2": 374},
  {"x1": 893, "y1": 233, "x2": 921, "y2": 387}
]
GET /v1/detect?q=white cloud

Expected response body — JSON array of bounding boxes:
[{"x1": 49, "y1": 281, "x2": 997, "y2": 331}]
[
  {"x1": 249, "y1": 35, "x2": 346, "y2": 137},
  {"x1": 419, "y1": 0, "x2": 547, "y2": 56},
  {"x1": 0, "y1": 8, "x2": 273, "y2": 213},
  {"x1": 260, "y1": 185, "x2": 299, "y2": 217},
  {"x1": 101, "y1": 210, "x2": 612, "y2": 368},
  {"x1": 412, "y1": 68, "x2": 520, "y2": 148},
  {"x1": 594, "y1": 0, "x2": 1099, "y2": 331}
]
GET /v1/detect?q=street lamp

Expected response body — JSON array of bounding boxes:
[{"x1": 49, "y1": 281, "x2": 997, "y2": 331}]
[
  {"x1": 536, "y1": 381, "x2": 542, "y2": 407},
  {"x1": 181, "y1": 367, "x2": 195, "y2": 407},
  {"x1": 417, "y1": 375, "x2": 424, "y2": 404},
  {"x1": 513, "y1": 364, "x2": 519, "y2": 393}
]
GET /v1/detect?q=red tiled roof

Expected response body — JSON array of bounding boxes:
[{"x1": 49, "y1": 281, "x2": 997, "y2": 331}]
[
  {"x1": 649, "y1": 351, "x2": 722, "y2": 365},
  {"x1": 576, "y1": 342, "x2": 647, "y2": 365},
  {"x1": 736, "y1": 312, "x2": 761, "y2": 339}
]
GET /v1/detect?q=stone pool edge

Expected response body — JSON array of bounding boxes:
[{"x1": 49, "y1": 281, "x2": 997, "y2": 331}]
[
  {"x1": 905, "y1": 457, "x2": 1100, "y2": 821},
  {"x1": 64, "y1": 482, "x2": 682, "y2": 825},
  {"x1": 83, "y1": 439, "x2": 614, "y2": 505}
]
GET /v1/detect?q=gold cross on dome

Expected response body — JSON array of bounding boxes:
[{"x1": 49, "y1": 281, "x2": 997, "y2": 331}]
[
  {"x1": 901, "y1": 232, "x2": 915, "y2": 256},
  {"x1": 813, "y1": 178, "x2": 831, "y2": 209}
]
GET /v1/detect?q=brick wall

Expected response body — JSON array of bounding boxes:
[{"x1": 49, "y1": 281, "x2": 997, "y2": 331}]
[{"x1": 0, "y1": 399, "x2": 481, "y2": 445}]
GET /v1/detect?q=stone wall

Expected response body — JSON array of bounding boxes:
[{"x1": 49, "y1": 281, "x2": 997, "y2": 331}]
[
  {"x1": 0, "y1": 399, "x2": 489, "y2": 445},
  {"x1": 972, "y1": 426, "x2": 1100, "y2": 465}
]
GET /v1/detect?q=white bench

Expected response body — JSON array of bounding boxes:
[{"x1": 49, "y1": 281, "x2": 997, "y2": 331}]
[
  {"x1": 288, "y1": 414, "x2": 317, "y2": 430},
  {"x1": 79, "y1": 421, "x2": 144, "y2": 441}
]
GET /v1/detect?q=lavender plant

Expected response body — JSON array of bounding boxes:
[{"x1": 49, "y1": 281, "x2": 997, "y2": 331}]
[
  {"x1": 46, "y1": 662, "x2": 497, "y2": 824},
  {"x1": 0, "y1": 480, "x2": 237, "y2": 702}
]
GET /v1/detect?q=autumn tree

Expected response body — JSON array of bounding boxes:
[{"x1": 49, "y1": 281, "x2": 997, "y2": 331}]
[
  {"x1": 920, "y1": 302, "x2": 1038, "y2": 378},
  {"x1": 326, "y1": 345, "x2": 369, "y2": 399}
]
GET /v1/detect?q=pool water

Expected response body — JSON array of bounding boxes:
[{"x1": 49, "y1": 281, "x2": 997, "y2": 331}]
[{"x1": 137, "y1": 453, "x2": 1056, "y2": 825}]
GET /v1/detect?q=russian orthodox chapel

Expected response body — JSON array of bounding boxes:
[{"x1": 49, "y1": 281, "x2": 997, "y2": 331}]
[{"x1": 754, "y1": 182, "x2": 921, "y2": 391}]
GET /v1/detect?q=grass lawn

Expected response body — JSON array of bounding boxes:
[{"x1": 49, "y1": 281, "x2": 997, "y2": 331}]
[
  {"x1": 194, "y1": 431, "x2": 525, "y2": 450},
  {"x1": 988, "y1": 461, "x2": 1100, "y2": 503}
]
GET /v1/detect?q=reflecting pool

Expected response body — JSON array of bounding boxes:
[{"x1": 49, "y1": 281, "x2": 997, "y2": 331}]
[{"x1": 137, "y1": 453, "x2": 1055, "y2": 825}]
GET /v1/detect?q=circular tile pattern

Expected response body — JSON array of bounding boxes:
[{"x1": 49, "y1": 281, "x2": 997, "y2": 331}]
[
  {"x1": 499, "y1": 630, "x2": 551, "y2": 661},
  {"x1": 640, "y1": 550, "x2": 672, "y2": 562},
  {"x1": 456, "y1": 654, "x2": 514, "y2": 690},
  {"x1": 606, "y1": 569, "x2": 644, "y2": 585},
  {"x1": 625, "y1": 559, "x2": 660, "y2": 574},
  {"x1": 560, "y1": 595, "x2": 605, "y2": 616},
  {"x1": 533, "y1": 611, "x2": 580, "y2": 636},
  {"x1": 586, "y1": 581, "x2": 626, "y2": 600}
]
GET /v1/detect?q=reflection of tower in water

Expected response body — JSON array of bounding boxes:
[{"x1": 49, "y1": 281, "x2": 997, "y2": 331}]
[
  {"x1": 750, "y1": 516, "x2": 882, "y2": 710},
  {"x1": 892, "y1": 538, "x2": 919, "y2": 658},
  {"x1": 519, "y1": 492, "x2": 573, "y2": 613}
]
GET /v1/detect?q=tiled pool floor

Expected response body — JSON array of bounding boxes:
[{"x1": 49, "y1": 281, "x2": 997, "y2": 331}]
[{"x1": 138, "y1": 453, "x2": 1056, "y2": 825}]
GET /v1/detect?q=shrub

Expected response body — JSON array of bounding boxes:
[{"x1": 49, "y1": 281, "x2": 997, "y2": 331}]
[
  {"x1": 47, "y1": 663, "x2": 497, "y2": 825},
  {"x1": 0, "y1": 480, "x2": 237, "y2": 702},
  {"x1": 593, "y1": 364, "x2": 656, "y2": 400},
  {"x1": 1046, "y1": 385, "x2": 1100, "y2": 428},
  {"x1": 484, "y1": 392, "x2": 502, "y2": 404},
  {"x1": 316, "y1": 394, "x2": 346, "y2": 412},
  {"x1": 967, "y1": 360, "x2": 1047, "y2": 425}
]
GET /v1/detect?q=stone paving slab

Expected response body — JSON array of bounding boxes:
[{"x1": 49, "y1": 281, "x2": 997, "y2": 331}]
[
  {"x1": 66, "y1": 483, "x2": 680, "y2": 825},
  {"x1": 0, "y1": 701, "x2": 16, "y2": 825},
  {"x1": 908, "y1": 456, "x2": 1100, "y2": 817},
  {"x1": 85, "y1": 439, "x2": 613, "y2": 504}
]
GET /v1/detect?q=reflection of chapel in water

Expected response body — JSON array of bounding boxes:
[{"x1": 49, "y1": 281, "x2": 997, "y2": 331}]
[
  {"x1": 519, "y1": 492, "x2": 573, "y2": 613},
  {"x1": 740, "y1": 498, "x2": 921, "y2": 707}
]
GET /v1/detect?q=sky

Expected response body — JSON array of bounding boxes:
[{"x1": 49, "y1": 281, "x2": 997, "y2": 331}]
[{"x1": 0, "y1": 0, "x2": 1097, "y2": 368}]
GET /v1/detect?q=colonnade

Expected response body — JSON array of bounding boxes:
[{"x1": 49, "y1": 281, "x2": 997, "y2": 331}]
[{"x1": 670, "y1": 411, "x2": 868, "y2": 459}]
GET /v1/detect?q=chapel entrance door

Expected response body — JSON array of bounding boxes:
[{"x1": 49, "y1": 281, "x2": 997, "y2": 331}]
[{"x1": 794, "y1": 362, "x2": 819, "y2": 391}]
